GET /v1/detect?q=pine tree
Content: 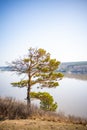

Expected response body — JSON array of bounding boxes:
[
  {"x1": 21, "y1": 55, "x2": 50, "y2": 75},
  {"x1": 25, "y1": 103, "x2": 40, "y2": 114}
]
[{"x1": 9, "y1": 47, "x2": 63, "y2": 113}]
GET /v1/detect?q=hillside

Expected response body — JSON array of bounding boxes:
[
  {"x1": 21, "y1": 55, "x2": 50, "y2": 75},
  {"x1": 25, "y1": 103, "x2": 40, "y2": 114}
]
[{"x1": 59, "y1": 61, "x2": 87, "y2": 75}]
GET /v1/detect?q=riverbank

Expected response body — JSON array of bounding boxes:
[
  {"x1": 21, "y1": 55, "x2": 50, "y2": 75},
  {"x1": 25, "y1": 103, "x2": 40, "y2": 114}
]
[{"x1": 0, "y1": 97, "x2": 87, "y2": 130}]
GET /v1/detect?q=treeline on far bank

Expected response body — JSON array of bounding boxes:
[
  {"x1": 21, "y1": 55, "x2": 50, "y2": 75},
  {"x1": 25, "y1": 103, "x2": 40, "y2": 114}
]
[{"x1": 58, "y1": 61, "x2": 87, "y2": 74}]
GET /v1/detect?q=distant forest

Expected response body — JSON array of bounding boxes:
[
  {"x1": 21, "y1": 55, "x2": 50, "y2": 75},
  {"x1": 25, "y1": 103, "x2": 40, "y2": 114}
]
[
  {"x1": 58, "y1": 61, "x2": 87, "y2": 80},
  {"x1": 59, "y1": 61, "x2": 87, "y2": 74}
]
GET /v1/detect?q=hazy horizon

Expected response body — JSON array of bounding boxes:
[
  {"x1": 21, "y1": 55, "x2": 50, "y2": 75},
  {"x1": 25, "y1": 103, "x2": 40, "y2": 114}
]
[{"x1": 0, "y1": 0, "x2": 87, "y2": 65}]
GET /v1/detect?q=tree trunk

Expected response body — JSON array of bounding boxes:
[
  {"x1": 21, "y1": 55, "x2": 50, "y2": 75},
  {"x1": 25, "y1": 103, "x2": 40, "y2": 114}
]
[{"x1": 27, "y1": 83, "x2": 31, "y2": 115}]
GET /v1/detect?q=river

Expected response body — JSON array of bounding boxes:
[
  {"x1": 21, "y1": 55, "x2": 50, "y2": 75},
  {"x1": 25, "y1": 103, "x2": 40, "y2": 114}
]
[{"x1": 0, "y1": 71, "x2": 87, "y2": 119}]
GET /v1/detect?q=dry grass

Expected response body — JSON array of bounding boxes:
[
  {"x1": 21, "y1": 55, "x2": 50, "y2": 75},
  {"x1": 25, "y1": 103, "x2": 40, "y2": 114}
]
[
  {"x1": 0, "y1": 97, "x2": 28, "y2": 119},
  {"x1": 0, "y1": 97, "x2": 62, "y2": 121},
  {"x1": 0, "y1": 96, "x2": 87, "y2": 130},
  {"x1": 0, "y1": 119, "x2": 87, "y2": 130}
]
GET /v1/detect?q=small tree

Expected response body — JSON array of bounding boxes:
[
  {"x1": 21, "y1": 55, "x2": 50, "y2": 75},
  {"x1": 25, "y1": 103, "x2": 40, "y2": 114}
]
[
  {"x1": 30, "y1": 92, "x2": 58, "y2": 111},
  {"x1": 9, "y1": 47, "x2": 63, "y2": 113}
]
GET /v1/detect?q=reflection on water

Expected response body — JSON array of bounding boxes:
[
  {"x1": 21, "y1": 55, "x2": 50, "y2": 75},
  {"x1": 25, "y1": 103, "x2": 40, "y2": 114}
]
[
  {"x1": 64, "y1": 73, "x2": 87, "y2": 80},
  {"x1": 0, "y1": 72, "x2": 87, "y2": 118}
]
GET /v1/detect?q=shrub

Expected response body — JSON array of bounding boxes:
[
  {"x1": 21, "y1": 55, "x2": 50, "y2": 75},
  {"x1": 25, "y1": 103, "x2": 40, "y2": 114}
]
[
  {"x1": 30, "y1": 92, "x2": 58, "y2": 111},
  {"x1": 0, "y1": 97, "x2": 28, "y2": 119}
]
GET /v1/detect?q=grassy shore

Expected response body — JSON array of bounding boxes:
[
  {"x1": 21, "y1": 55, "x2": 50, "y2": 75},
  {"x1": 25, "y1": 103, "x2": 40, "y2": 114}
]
[{"x1": 0, "y1": 97, "x2": 87, "y2": 130}]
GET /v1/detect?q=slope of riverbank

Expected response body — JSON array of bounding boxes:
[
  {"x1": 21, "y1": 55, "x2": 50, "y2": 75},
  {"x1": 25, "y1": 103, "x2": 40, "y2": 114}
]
[
  {"x1": 0, "y1": 118, "x2": 87, "y2": 130},
  {"x1": 0, "y1": 97, "x2": 87, "y2": 130}
]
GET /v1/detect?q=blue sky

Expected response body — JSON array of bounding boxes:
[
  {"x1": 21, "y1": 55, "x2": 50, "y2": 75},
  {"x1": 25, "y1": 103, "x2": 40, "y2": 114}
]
[{"x1": 0, "y1": 0, "x2": 87, "y2": 65}]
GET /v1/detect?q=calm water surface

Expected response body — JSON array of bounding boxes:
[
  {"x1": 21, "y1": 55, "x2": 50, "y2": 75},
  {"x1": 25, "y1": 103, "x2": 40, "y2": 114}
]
[{"x1": 0, "y1": 72, "x2": 87, "y2": 118}]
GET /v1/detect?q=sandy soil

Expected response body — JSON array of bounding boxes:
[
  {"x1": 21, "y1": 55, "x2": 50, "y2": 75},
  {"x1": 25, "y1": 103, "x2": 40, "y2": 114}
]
[{"x1": 0, "y1": 119, "x2": 87, "y2": 130}]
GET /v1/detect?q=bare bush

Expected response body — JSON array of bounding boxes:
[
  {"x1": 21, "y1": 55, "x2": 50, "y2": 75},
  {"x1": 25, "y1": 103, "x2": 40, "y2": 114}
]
[{"x1": 0, "y1": 97, "x2": 28, "y2": 119}]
